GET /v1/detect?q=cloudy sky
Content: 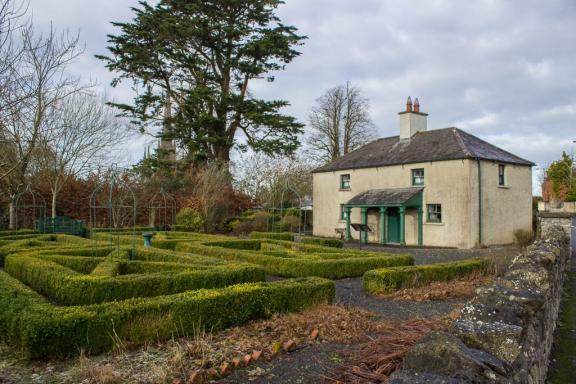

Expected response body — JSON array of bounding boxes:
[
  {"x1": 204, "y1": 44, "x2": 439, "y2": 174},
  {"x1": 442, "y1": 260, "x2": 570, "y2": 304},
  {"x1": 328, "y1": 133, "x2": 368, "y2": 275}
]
[{"x1": 28, "y1": 0, "x2": 576, "y2": 192}]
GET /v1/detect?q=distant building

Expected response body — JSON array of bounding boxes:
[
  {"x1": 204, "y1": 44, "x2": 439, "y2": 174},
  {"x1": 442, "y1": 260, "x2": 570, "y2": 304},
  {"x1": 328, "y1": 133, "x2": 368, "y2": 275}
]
[{"x1": 312, "y1": 97, "x2": 533, "y2": 248}]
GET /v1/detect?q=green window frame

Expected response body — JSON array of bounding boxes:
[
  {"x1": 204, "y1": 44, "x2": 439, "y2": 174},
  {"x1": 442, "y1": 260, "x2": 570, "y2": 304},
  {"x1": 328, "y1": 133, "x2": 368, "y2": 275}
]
[
  {"x1": 498, "y1": 164, "x2": 506, "y2": 186},
  {"x1": 340, "y1": 174, "x2": 351, "y2": 190},
  {"x1": 340, "y1": 204, "x2": 347, "y2": 220},
  {"x1": 427, "y1": 204, "x2": 442, "y2": 223},
  {"x1": 412, "y1": 168, "x2": 424, "y2": 186}
]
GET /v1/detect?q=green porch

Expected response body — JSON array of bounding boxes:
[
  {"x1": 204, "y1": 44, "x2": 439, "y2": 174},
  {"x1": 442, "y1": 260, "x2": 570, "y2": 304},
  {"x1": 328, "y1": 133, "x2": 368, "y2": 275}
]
[{"x1": 343, "y1": 187, "x2": 423, "y2": 246}]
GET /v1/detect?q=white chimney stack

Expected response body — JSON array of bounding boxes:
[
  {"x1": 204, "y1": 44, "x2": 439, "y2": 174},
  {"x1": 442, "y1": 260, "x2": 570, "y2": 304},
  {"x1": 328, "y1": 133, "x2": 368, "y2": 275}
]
[{"x1": 399, "y1": 96, "x2": 427, "y2": 140}]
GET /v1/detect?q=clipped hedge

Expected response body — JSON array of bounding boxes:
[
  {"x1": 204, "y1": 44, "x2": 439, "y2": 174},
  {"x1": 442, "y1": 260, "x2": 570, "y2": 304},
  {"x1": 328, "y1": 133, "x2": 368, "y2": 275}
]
[
  {"x1": 90, "y1": 260, "x2": 121, "y2": 277},
  {"x1": 363, "y1": 258, "x2": 491, "y2": 294},
  {"x1": 38, "y1": 255, "x2": 105, "y2": 274},
  {"x1": 0, "y1": 271, "x2": 334, "y2": 359},
  {"x1": 302, "y1": 237, "x2": 344, "y2": 248},
  {"x1": 176, "y1": 241, "x2": 414, "y2": 279},
  {"x1": 249, "y1": 232, "x2": 294, "y2": 241},
  {"x1": 0, "y1": 230, "x2": 38, "y2": 237},
  {"x1": 0, "y1": 235, "x2": 91, "y2": 267},
  {"x1": 5, "y1": 254, "x2": 266, "y2": 305}
]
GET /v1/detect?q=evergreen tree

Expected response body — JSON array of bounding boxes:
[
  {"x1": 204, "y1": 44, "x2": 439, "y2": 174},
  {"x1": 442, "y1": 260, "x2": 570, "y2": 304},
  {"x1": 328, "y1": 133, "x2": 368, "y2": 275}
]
[{"x1": 98, "y1": 0, "x2": 306, "y2": 166}]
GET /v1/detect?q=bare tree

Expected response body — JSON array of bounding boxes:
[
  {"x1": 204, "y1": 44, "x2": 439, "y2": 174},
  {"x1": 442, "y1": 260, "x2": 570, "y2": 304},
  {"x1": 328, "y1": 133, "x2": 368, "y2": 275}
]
[
  {"x1": 0, "y1": 0, "x2": 27, "y2": 77},
  {"x1": 306, "y1": 82, "x2": 375, "y2": 163},
  {"x1": 0, "y1": 0, "x2": 27, "y2": 175},
  {"x1": 233, "y1": 152, "x2": 313, "y2": 209},
  {"x1": 0, "y1": 23, "x2": 88, "y2": 228},
  {"x1": 192, "y1": 162, "x2": 231, "y2": 232},
  {"x1": 39, "y1": 93, "x2": 127, "y2": 218}
]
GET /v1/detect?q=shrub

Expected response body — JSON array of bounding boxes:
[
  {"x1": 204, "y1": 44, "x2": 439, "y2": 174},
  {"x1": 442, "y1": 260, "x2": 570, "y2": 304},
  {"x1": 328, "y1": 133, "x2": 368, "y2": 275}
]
[
  {"x1": 252, "y1": 211, "x2": 272, "y2": 232},
  {"x1": 0, "y1": 271, "x2": 334, "y2": 359},
  {"x1": 175, "y1": 208, "x2": 204, "y2": 232},
  {"x1": 363, "y1": 258, "x2": 490, "y2": 294},
  {"x1": 249, "y1": 232, "x2": 294, "y2": 241},
  {"x1": 513, "y1": 229, "x2": 533, "y2": 249},
  {"x1": 281, "y1": 215, "x2": 300, "y2": 232},
  {"x1": 229, "y1": 219, "x2": 254, "y2": 235}
]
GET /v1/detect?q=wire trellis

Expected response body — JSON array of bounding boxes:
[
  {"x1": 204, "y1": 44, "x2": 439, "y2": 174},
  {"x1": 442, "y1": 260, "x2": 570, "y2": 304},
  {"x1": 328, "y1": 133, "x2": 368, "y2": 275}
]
[
  {"x1": 14, "y1": 184, "x2": 46, "y2": 230},
  {"x1": 89, "y1": 169, "x2": 137, "y2": 254},
  {"x1": 148, "y1": 185, "x2": 176, "y2": 230}
]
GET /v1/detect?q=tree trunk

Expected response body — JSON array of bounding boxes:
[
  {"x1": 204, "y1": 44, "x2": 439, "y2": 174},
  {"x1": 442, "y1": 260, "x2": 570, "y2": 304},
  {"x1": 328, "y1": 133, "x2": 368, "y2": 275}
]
[
  {"x1": 8, "y1": 197, "x2": 16, "y2": 230},
  {"x1": 51, "y1": 191, "x2": 58, "y2": 218}
]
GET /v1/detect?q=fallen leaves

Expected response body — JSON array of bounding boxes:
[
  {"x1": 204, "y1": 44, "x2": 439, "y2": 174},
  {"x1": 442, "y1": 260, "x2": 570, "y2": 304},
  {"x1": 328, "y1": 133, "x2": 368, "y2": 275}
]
[
  {"x1": 325, "y1": 317, "x2": 451, "y2": 383},
  {"x1": 379, "y1": 276, "x2": 492, "y2": 301}
]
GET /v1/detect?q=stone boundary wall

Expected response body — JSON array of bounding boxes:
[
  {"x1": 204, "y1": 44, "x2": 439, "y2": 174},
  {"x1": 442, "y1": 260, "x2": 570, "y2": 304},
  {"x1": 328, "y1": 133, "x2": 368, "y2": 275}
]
[
  {"x1": 538, "y1": 212, "x2": 574, "y2": 238},
  {"x1": 390, "y1": 225, "x2": 570, "y2": 384}
]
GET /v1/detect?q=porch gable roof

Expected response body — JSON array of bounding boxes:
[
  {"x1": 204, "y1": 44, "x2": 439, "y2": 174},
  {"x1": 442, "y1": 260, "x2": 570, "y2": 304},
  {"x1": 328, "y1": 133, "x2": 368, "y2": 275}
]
[{"x1": 345, "y1": 187, "x2": 423, "y2": 207}]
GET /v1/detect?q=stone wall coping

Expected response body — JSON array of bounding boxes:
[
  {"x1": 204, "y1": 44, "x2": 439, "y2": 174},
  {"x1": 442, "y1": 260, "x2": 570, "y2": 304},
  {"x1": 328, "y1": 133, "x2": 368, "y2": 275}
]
[{"x1": 537, "y1": 212, "x2": 575, "y2": 218}]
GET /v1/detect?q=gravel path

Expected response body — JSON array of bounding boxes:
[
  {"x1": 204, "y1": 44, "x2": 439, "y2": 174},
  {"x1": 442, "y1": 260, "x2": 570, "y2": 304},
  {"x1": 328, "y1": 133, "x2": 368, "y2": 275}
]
[
  {"x1": 345, "y1": 243, "x2": 519, "y2": 265},
  {"x1": 219, "y1": 343, "x2": 349, "y2": 384},
  {"x1": 334, "y1": 277, "x2": 463, "y2": 320}
]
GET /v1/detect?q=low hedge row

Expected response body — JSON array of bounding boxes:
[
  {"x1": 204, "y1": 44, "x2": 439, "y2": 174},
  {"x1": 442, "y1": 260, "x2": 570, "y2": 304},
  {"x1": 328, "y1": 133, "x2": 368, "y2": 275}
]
[
  {"x1": 248, "y1": 233, "x2": 343, "y2": 248},
  {"x1": 249, "y1": 232, "x2": 294, "y2": 241},
  {"x1": 120, "y1": 260, "x2": 210, "y2": 274},
  {"x1": 88, "y1": 226, "x2": 155, "y2": 234},
  {"x1": 262, "y1": 239, "x2": 370, "y2": 255},
  {"x1": 130, "y1": 247, "x2": 226, "y2": 266},
  {"x1": 0, "y1": 234, "x2": 101, "y2": 266},
  {"x1": 176, "y1": 241, "x2": 414, "y2": 279},
  {"x1": 301, "y1": 237, "x2": 343, "y2": 248},
  {"x1": 5, "y1": 254, "x2": 266, "y2": 305},
  {"x1": 0, "y1": 271, "x2": 334, "y2": 359},
  {"x1": 363, "y1": 258, "x2": 491, "y2": 294},
  {"x1": 90, "y1": 260, "x2": 121, "y2": 277},
  {"x1": 91, "y1": 231, "x2": 229, "y2": 251},
  {"x1": 38, "y1": 255, "x2": 105, "y2": 274},
  {"x1": 0, "y1": 229, "x2": 38, "y2": 237}
]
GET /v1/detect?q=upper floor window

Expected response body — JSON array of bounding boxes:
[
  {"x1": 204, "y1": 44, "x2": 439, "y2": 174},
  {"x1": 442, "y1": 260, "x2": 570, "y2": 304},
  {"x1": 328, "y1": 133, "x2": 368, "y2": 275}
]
[
  {"x1": 427, "y1": 204, "x2": 442, "y2": 223},
  {"x1": 498, "y1": 164, "x2": 506, "y2": 186},
  {"x1": 340, "y1": 174, "x2": 351, "y2": 190},
  {"x1": 412, "y1": 168, "x2": 424, "y2": 186}
]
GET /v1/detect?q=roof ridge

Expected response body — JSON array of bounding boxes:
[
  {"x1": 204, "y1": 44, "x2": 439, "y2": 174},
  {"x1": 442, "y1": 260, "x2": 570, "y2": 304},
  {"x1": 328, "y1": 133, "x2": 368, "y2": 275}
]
[
  {"x1": 451, "y1": 128, "x2": 473, "y2": 157},
  {"x1": 454, "y1": 128, "x2": 534, "y2": 165}
]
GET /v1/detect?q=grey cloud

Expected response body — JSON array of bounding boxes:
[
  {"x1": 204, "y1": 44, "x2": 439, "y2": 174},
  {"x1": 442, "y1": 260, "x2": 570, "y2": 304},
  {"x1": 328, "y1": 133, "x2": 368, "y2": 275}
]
[{"x1": 26, "y1": 0, "x2": 576, "y2": 191}]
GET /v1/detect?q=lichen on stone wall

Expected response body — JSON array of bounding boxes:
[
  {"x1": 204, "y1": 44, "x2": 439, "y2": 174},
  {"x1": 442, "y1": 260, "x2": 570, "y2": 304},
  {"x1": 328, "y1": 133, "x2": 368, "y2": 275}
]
[{"x1": 390, "y1": 225, "x2": 570, "y2": 384}]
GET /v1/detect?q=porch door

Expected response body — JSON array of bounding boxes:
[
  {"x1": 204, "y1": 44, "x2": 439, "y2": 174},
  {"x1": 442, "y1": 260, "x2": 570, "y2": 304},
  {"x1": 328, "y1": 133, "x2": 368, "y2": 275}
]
[{"x1": 387, "y1": 207, "x2": 400, "y2": 243}]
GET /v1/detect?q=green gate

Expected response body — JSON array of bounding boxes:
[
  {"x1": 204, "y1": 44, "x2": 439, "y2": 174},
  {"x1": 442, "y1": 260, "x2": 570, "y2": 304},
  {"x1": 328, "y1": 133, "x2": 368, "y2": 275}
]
[{"x1": 35, "y1": 216, "x2": 85, "y2": 236}]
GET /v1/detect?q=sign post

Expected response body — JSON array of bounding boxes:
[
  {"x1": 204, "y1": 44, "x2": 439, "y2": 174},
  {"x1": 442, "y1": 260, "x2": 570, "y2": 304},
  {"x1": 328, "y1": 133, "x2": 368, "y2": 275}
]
[{"x1": 350, "y1": 223, "x2": 372, "y2": 250}]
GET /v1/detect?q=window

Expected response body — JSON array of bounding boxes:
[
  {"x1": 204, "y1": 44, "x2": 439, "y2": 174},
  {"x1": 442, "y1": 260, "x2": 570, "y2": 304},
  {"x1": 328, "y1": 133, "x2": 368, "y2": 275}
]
[
  {"x1": 427, "y1": 204, "x2": 442, "y2": 223},
  {"x1": 340, "y1": 204, "x2": 347, "y2": 220},
  {"x1": 498, "y1": 164, "x2": 506, "y2": 186},
  {"x1": 340, "y1": 174, "x2": 351, "y2": 190},
  {"x1": 412, "y1": 168, "x2": 424, "y2": 186}
]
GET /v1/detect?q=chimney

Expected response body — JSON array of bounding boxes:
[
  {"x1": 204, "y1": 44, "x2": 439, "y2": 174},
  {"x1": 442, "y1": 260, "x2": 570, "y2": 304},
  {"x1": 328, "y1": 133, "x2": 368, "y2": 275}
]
[{"x1": 399, "y1": 96, "x2": 428, "y2": 140}]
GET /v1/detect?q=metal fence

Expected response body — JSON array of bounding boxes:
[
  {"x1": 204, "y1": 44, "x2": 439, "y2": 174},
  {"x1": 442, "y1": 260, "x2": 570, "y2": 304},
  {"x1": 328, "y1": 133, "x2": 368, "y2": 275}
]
[{"x1": 35, "y1": 216, "x2": 85, "y2": 236}]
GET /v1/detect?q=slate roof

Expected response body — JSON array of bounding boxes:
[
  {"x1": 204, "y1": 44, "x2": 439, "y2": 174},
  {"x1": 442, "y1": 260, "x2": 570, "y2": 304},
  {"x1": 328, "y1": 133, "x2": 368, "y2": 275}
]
[
  {"x1": 346, "y1": 187, "x2": 423, "y2": 206},
  {"x1": 313, "y1": 127, "x2": 534, "y2": 173}
]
